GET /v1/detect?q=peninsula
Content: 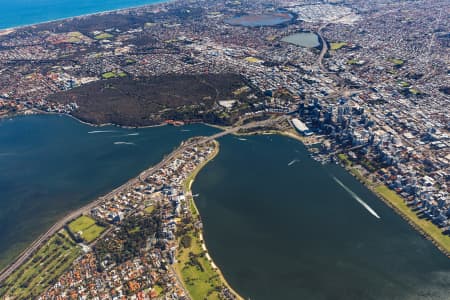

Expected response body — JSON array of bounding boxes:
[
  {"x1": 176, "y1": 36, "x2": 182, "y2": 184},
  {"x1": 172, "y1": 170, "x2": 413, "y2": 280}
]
[
  {"x1": 0, "y1": 117, "x2": 281, "y2": 299},
  {"x1": 0, "y1": 137, "x2": 231, "y2": 299}
]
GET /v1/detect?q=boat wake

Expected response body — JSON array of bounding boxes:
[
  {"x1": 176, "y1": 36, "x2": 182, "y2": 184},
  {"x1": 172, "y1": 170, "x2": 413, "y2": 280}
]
[
  {"x1": 114, "y1": 141, "x2": 135, "y2": 145},
  {"x1": 0, "y1": 152, "x2": 14, "y2": 156},
  {"x1": 126, "y1": 132, "x2": 139, "y2": 136},
  {"x1": 332, "y1": 176, "x2": 381, "y2": 219},
  {"x1": 181, "y1": 129, "x2": 191, "y2": 132},
  {"x1": 237, "y1": 137, "x2": 248, "y2": 141},
  {"x1": 288, "y1": 159, "x2": 300, "y2": 166},
  {"x1": 88, "y1": 130, "x2": 116, "y2": 134},
  {"x1": 193, "y1": 193, "x2": 200, "y2": 197}
]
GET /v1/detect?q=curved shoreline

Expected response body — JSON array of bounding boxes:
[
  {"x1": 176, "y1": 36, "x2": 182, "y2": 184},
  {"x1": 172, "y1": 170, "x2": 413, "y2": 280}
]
[
  {"x1": 1, "y1": 113, "x2": 448, "y2": 296},
  {"x1": 0, "y1": 0, "x2": 172, "y2": 31},
  {"x1": 248, "y1": 128, "x2": 450, "y2": 259},
  {"x1": 5, "y1": 112, "x2": 450, "y2": 261},
  {"x1": 341, "y1": 164, "x2": 450, "y2": 258},
  {"x1": 28, "y1": 110, "x2": 228, "y2": 132},
  {"x1": 178, "y1": 140, "x2": 244, "y2": 300}
]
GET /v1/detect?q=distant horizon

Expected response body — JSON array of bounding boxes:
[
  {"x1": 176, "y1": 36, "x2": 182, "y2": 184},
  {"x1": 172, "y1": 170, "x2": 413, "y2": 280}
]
[{"x1": 0, "y1": 0, "x2": 168, "y2": 30}]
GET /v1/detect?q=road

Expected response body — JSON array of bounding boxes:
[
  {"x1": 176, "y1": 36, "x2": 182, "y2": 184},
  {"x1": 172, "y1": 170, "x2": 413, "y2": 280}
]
[
  {"x1": 316, "y1": 22, "x2": 364, "y2": 99},
  {"x1": 0, "y1": 115, "x2": 285, "y2": 283},
  {"x1": 317, "y1": 23, "x2": 329, "y2": 72}
]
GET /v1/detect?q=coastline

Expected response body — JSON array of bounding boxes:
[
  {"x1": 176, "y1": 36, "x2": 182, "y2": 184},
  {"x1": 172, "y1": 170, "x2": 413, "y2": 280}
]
[
  {"x1": 0, "y1": 113, "x2": 242, "y2": 298},
  {"x1": 339, "y1": 163, "x2": 450, "y2": 258},
  {"x1": 0, "y1": 0, "x2": 172, "y2": 32},
  {"x1": 5, "y1": 112, "x2": 450, "y2": 260},
  {"x1": 1, "y1": 135, "x2": 242, "y2": 298},
  {"x1": 177, "y1": 140, "x2": 244, "y2": 300},
  {"x1": 1, "y1": 113, "x2": 449, "y2": 297},
  {"x1": 251, "y1": 128, "x2": 450, "y2": 259},
  {"x1": 39, "y1": 110, "x2": 169, "y2": 129}
]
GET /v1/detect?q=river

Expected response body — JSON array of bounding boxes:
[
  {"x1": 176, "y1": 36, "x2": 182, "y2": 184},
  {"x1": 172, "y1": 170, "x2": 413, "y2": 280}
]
[
  {"x1": 1, "y1": 115, "x2": 449, "y2": 299},
  {"x1": 0, "y1": 114, "x2": 217, "y2": 268},
  {"x1": 193, "y1": 134, "x2": 450, "y2": 300}
]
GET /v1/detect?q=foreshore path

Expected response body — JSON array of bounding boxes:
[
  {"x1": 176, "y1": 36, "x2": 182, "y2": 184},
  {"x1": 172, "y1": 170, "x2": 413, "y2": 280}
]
[{"x1": 0, "y1": 115, "x2": 285, "y2": 283}]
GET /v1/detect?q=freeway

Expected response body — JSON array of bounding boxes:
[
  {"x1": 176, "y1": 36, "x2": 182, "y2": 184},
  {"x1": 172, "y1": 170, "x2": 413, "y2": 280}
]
[
  {"x1": 317, "y1": 23, "x2": 329, "y2": 72},
  {"x1": 0, "y1": 115, "x2": 285, "y2": 283}
]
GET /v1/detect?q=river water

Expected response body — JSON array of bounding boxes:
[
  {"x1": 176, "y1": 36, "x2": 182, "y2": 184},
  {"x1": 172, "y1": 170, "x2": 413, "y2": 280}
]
[
  {"x1": 1, "y1": 115, "x2": 449, "y2": 299},
  {"x1": 0, "y1": 114, "x2": 216, "y2": 268},
  {"x1": 193, "y1": 134, "x2": 450, "y2": 300}
]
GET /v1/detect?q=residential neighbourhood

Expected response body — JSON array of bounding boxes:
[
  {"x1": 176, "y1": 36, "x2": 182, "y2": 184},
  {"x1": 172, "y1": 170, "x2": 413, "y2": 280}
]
[{"x1": 0, "y1": 0, "x2": 449, "y2": 297}]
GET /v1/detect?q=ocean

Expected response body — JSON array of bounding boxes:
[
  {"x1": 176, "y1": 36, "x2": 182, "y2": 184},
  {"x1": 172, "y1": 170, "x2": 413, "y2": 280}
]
[{"x1": 0, "y1": 0, "x2": 165, "y2": 29}]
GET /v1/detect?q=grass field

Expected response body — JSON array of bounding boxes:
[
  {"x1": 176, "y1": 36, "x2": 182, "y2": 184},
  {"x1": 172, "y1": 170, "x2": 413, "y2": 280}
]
[
  {"x1": 66, "y1": 31, "x2": 85, "y2": 43},
  {"x1": 347, "y1": 59, "x2": 362, "y2": 65},
  {"x1": 68, "y1": 215, "x2": 105, "y2": 243},
  {"x1": 330, "y1": 42, "x2": 347, "y2": 50},
  {"x1": 389, "y1": 58, "x2": 405, "y2": 66},
  {"x1": 0, "y1": 230, "x2": 81, "y2": 299},
  {"x1": 82, "y1": 224, "x2": 106, "y2": 242},
  {"x1": 175, "y1": 232, "x2": 225, "y2": 300},
  {"x1": 102, "y1": 71, "x2": 127, "y2": 79},
  {"x1": 68, "y1": 215, "x2": 95, "y2": 232},
  {"x1": 374, "y1": 185, "x2": 450, "y2": 253},
  {"x1": 409, "y1": 88, "x2": 421, "y2": 95},
  {"x1": 399, "y1": 81, "x2": 410, "y2": 87},
  {"x1": 144, "y1": 205, "x2": 155, "y2": 214},
  {"x1": 245, "y1": 56, "x2": 263, "y2": 63},
  {"x1": 153, "y1": 284, "x2": 164, "y2": 296},
  {"x1": 176, "y1": 141, "x2": 242, "y2": 299},
  {"x1": 337, "y1": 153, "x2": 352, "y2": 166},
  {"x1": 101, "y1": 71, "x2": 116, "y2": 79},
  {"x1": 94, "y1": 32, "x2": 113, "y2": 40},
  {"x1": 349, "y1": 168, "x2": 371, "y2": 186}
]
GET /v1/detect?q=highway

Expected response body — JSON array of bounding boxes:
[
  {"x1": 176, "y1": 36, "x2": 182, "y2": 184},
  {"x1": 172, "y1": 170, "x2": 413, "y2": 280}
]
[
  {"x1": 317, "y1": 23, "x2": 329, "y2": 72},
  {"x1": 0, "y1": 116, "x2": 284, "y2": 283}
]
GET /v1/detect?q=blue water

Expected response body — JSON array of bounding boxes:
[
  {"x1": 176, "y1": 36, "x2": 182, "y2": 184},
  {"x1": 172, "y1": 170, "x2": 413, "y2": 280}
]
[
  {"x1": 1, "y1": 115, "x2": 450, "y2": 299},
  {"x1": 0, "y1": 114, "x2": 217, "y2": 268},
  {"x1": 194, "y1": 135, "x2": 450, "y2": 299},
  {"x1": 0, "y1": 0, "x2": 164, "y2": 29}
]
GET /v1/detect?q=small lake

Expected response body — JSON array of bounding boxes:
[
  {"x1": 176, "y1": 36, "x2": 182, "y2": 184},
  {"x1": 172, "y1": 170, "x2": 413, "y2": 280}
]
[
  {"x1": 282, "y1": 32, "x2": 320, "y2": 48},
  {"x1": 225, "y1": 13, "x2": 293, "y2": 27}
]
